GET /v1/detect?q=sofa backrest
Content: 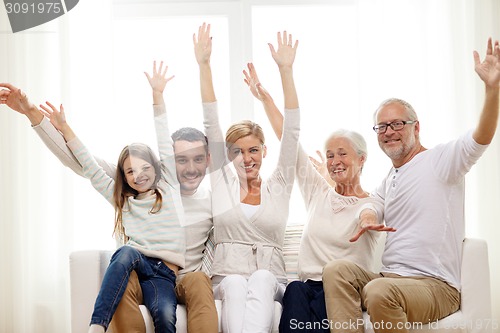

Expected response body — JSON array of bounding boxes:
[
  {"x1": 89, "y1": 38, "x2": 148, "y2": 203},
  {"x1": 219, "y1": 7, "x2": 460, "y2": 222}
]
[{"x1": 283, "y1": 223, "x2": 304, "y2": 282}]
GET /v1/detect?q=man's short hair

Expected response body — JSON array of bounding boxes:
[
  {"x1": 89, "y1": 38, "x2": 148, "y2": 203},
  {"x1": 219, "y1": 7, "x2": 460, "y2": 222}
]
[{"x1": 171, "y1": 127, "x2": 208, "y2": 153}]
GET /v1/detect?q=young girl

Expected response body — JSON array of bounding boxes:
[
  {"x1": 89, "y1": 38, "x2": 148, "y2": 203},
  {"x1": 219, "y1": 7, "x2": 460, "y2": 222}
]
[{"x1": 40, "y1": 61, "x2": 185, "y2": 333}]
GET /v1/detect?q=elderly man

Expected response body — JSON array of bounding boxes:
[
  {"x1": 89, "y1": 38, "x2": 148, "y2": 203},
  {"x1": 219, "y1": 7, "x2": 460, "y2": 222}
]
[{"x1": 322, "y1": 38, "x2": 500, "y2": 333}]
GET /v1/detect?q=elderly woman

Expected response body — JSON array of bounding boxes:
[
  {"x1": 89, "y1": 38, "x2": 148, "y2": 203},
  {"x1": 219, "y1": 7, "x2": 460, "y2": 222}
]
[
  {"x1": 243, "y1": 63, "x2": 394, "y2": 333},
  {"x1": 194, "y1": 23, "x2": 301, "y2": 333}
]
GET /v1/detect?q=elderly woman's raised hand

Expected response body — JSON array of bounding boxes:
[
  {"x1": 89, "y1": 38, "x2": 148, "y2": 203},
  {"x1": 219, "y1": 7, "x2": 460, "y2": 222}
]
[
  {"x1": 309, "y1": 150, "x2": 336, "y2": 187},
  {"x1": 243, "y1": 63, "x2": 273, "y2": 103}
]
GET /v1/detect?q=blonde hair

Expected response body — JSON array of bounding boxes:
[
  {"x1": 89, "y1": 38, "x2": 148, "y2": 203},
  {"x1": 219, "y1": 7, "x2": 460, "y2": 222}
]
[
  {"x1": 113, "y1": 143, "x2": 163, "y2": 242},
  {"x1": 225, "y1": 120, "x2": 265, "y2": 148}
]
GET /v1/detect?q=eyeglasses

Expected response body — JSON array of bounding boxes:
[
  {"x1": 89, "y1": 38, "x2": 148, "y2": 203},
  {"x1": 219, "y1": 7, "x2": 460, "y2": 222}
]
[{"x1": 372, "y1": 120, "x2": 417, "y2": 134}]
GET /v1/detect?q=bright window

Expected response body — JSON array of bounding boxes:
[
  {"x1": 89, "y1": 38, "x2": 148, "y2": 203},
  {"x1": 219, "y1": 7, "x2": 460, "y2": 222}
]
[{"x1": 68, "y1": 0, "x2": 478, "y2": 249}]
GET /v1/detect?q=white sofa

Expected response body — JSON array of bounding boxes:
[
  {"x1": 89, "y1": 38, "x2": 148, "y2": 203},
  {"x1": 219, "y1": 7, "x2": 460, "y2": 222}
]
[{"x1": 70, "y1": 224, "x2": 492, "y2": 333}]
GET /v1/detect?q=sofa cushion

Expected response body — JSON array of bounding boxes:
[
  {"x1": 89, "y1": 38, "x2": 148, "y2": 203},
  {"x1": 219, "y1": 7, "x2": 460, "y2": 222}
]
[
  {"x1": 283, "y1": 223, "x2": 304, "y2": 282},
  {"x1": 201, "y1": 227, "x2": 215, "y2": 275}
]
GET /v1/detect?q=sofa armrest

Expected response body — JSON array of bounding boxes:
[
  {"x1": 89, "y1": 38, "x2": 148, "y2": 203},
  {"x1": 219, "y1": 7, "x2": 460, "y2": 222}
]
[
  {"x1": 460, "y1": 238, "x2": 493, "y2": 333},
  {"x1": 70, "y1": 250, "x2": 112, "y2": 333}
]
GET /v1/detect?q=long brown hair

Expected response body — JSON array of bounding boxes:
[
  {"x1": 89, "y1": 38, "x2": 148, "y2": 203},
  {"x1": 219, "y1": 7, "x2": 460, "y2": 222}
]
[{"x1": 113, "y1": 143, "x2": 163, "y2": 242}]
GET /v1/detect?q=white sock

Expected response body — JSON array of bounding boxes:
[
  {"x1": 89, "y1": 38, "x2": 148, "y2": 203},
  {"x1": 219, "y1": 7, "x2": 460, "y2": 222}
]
[{"x1": 88, "y1": 324, "x2": 105, "y2": 333}]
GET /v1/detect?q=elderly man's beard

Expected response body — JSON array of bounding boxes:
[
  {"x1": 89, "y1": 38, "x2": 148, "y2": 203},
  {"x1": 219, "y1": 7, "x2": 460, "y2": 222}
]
[{"x1": 381, "y1": 133, "x2": 416, "y2": 161}]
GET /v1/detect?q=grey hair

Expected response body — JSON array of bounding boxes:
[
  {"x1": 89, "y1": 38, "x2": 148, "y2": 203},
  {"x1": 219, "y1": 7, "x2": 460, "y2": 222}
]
[
  {"x1": 324, "y1": 129, "x2": 368, "y2": 161},
  {"x1": 373, "y1": 98, "x2": 418, "y2": 124}
]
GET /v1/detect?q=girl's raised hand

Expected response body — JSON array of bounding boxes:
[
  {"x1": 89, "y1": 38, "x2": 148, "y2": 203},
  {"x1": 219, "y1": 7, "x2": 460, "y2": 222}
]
[
  {"x1": 39, "y1": 101, "x2": 67, "y2": 132},
  {"x1": 144, "y1": 60, "x2": 175, "y2": 94},
  {"x1": 39, "y1": 101, "x2": 75, "y2": 141}
]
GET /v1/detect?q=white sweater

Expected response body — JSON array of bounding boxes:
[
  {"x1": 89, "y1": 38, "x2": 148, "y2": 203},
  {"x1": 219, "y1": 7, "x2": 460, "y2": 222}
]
[
  {"x1": 34, "y1": 112, "x2": 213, "y2": 275},
  {"x1": 178, "y1": 186, "x2": 213, "y2": 280},
  {"x1": 66, "y1": 104, "x2": 186, "y2": 267},
  {"x1": 203, "y1": 102, "x2": 300, "y2": 283},
  {"x1": 375, "y1": 130, "x2": 488, "y2": 290},
  {"x1": 296, "y1": 145, "x2": 384, "y2": 281}
]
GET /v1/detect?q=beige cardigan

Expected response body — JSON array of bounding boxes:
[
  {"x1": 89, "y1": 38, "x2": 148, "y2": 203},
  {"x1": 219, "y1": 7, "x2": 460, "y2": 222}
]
[{"x1": 203, "y1": 102, "x2": 300, "y2": 284}]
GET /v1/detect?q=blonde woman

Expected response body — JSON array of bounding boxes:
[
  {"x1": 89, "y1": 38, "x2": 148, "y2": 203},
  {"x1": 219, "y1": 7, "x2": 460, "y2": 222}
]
[
  {"x1": 194, "y1": 23, "x2": 300, "y2": 332},
  {"x1": 242, "y1": 63, "x2": 395, "y2": 333}
]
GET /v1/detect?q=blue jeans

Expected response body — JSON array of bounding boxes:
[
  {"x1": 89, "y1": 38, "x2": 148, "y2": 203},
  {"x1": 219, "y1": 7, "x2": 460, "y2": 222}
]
[
  {"x1": 90, "y1": 246, "x2": 177, "y2": 333},
  {"x1": 279, "y1": 280, "x2": 329, "y2": 333}
]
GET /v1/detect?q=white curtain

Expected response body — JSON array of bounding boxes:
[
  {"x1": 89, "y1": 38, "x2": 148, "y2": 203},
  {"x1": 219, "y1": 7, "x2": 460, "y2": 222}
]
[
  {"x1": 0, "y1": 1, "x2": 499, "y2": 332},
  {"x1": 0, "y1": 1, "x2": 115, "y2": 332}
]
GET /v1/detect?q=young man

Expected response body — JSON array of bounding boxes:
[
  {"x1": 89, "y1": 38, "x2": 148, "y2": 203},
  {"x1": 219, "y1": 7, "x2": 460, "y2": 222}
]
[
  {"x1": 0, "y1": 83, "x2": 218, "y2": 333},
  {"x1": 321, "y1": 38, "x2": 500, "y2": 333},
  {"x1": 110, "y1": 127, "x2": 217, "y2": 333}
]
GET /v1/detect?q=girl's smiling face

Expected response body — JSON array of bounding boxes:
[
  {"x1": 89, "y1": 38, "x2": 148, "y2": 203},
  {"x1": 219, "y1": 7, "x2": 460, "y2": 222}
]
[{"x1": 123, "y1": 155, "x2": 157, "y2": 193}]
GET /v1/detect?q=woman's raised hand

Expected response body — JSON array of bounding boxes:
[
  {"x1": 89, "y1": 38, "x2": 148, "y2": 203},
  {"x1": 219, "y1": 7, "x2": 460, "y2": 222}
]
[
  {"x1": 193, "y1": 22, "x2": 212, "y2": 66},
  {"x1": 243, "y1": 63, "x2": 273, "y2": 103},
  {"x1": 268, "y1": 31, "x2": 298, "y2": 69}
]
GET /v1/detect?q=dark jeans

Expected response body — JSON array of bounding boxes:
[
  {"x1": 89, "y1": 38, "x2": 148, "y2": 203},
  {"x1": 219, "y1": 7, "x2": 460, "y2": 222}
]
[
  {"x1": 90, "y1": 246, "x2": 177, "y2": 333},
  {"x1": 279, "y1": 280, "x2": 329, "y2": 333}
]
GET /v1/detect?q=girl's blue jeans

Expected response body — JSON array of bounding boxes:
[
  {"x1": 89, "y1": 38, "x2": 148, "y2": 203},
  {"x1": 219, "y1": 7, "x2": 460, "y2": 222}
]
[{"x1": 90, "y1": 245, "x2": 177, "y2": 333}]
